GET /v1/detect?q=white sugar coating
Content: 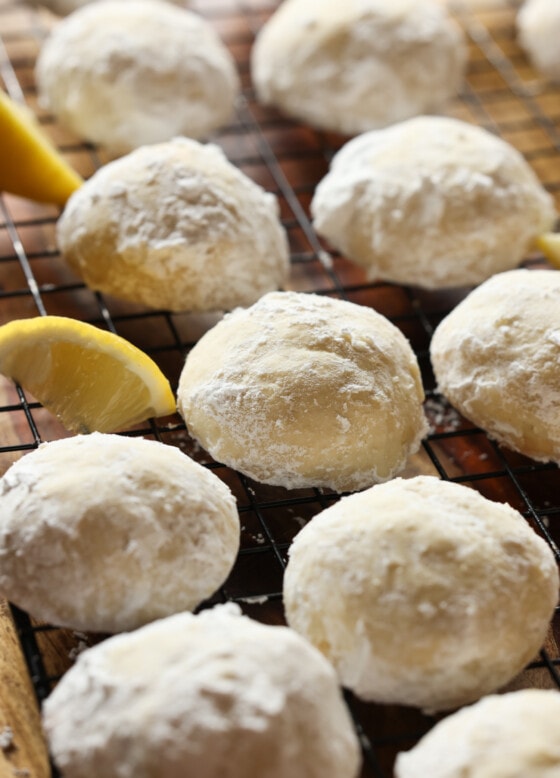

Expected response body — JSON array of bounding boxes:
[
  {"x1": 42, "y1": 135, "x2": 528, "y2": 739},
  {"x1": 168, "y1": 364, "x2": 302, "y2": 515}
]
[
  {"x1": 35, "y1": 0, "x2": 239, "y2": 155},
  {"x1": 42, "y1": 604, "x2": 362, "y2": 778},
  {"x1": 395, "y1": 689, "x2": 560, "y2": 777},
  {"x1": 284, "y1": 476, "x2": 559, "y2": 712},
  {"x1": 57, "y1": 138, "x2": 289, "y2": 312},
  {"x1": 435, "y1": 0, "x2": 510, "y2": 8},
  {"x1": 311, "y1": 116, "x2": 556, "y2": 289},
  {"x1": 177, "y1": 291, "x2": 427, "y2": 492},
  {"x1": 251, "y1": 0, "x2": 467, "y2": 135},
  {"x1": 31, "y1": 0, "x2": 188, "y2": 19},
  {"x1": 431, "y1": 269, "x2": 560, "y2": 465},
  {"x1": 0, "y1": 433, "x2": 240, "y2": 633},
  {"x1": 518, "y1": 0, "x2": 560, "y2": 82}
]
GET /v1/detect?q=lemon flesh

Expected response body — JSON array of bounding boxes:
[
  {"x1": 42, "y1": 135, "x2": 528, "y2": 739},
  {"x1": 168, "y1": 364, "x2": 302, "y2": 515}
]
[
  {"x1": 0, "y1": 89, "x2": 82, "y2": 206},
  {"x1": 0, "y1": 316, "x2": 176, "y2": 433},
  {"x1": 535, "y1": 232, "x2": 560, "y2": 270}
]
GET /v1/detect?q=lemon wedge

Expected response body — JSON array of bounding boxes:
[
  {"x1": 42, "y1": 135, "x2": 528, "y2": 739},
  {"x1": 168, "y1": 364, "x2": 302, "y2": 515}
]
[
  {"x1": 0, "y1": 316, "x2": 176, "y2": 433},
  {"x1": 0, "y1": 89, "x2": 83, "y2": 206},
  {"x1": 535, "y1": 232, "x2": 560, "y2": 269}
]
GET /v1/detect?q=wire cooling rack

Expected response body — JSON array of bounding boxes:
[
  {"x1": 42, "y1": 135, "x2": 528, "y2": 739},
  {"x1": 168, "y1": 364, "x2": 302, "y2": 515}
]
[{"x1": 1, "y1": 0, "x2": 560, "y2": 776}]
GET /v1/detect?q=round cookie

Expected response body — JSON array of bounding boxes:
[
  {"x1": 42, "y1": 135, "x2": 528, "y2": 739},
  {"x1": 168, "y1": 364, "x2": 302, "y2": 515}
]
[
  {"x1": 311, "y1": 116, "x2": 556, "y2": 289},
  {"x1": 57, "y1": 137, "x2": 289, "y2": 312},
  {"x1": 177, "y1": 291, "x2": 427, "y2": 492},
  {"x1": 283, "y1": 476, "x2": 558, "y2": 711},
  {"x1": 31, "y1": 0, "x2": 188, "y2": 19},
  {"x1": 251, "y1": 0, "x2": 467, "y2": 135},
  {"x1": 518, "y1": 0, "x2": 560, "y2": 82},
  {"x1": 0, "y1": 433, "x2": 240, "y2": 633},
  {"x1": 395, "y1": 690, "x2": 560, "y2": 777},
  {"x1": 42, "y1": 605, "x2": 362, "y2": 778},
  {"x1": 35, "y1": 0, "x2": 239, "y2": 155},
  {"x1": 430, "y1": 269, "x2": 560, "y2": 465},
  {"x1": 436, "y1": 0, "x2": 510, "y2": 8}
]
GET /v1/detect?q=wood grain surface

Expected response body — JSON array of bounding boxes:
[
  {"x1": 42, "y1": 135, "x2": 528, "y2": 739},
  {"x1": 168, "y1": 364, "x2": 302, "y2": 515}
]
[{"x1": 0, "y1": 602, "x2": 49, "y2": 778}]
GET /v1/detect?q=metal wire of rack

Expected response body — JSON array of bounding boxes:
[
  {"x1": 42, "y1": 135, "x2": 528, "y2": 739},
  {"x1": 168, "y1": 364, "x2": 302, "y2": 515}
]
[{"x1": 0, "y1": 0, "x2": 560, "y2": 776}]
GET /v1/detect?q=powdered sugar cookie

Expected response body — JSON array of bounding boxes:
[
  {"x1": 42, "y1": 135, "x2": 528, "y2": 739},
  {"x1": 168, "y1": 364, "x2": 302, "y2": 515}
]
[
  {"x1": 57, "y1": 138, "x2": 289, "y2": 312},
  {"x1": 518, "y1": 0, "x2": 560, "y2": 82},
  {"x1": 311, "y1": 116, "x2": 556, "y2": 288},
  {"x1": 0, "y1": 433, "x2": 239, "y2": 632},
  {"x1": 284, "y1": 476, "x2": 558, "y2": 711},
  {"x1": 36, "y1": 0, "x2": 239, "y2": 155},
  {"x1": 252, "y1": 0, "x2": 467, "y2": 134},
  {"x1": 32, "y1": 0, "x2": 188, "y2": 18},
  {"x1": 396, "y1": 690, "x2": 560, "y2": 777},
  {"x1": 177, "y1": 291, "x2": 427, "y2": 492},
  {"x1": 43, "y1": 605, "x2": 362, "y2": 778},
  {"x1": 431, "y1": 269, "x2": 560, "y2": 464}
]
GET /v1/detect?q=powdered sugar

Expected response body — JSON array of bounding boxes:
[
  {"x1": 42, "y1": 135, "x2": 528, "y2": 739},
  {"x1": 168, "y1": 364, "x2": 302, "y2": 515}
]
[
  {"x1": 252, "y1": 0, "x2": 467, "y2": 134},
  {"x1": 311, "y1": 116, "x2": 556, "y2": 289},
  {"x1": 178, "y1": 291, "x2": 427, "y2": 492},
  {"x1": 431, "y1": 269, "x2": 560, "y2": 464},
  {"x1": 36, "y1": 0, "x2": 239, "y2": 154},
  {"x1": 43, "y1": 606, "x2": 361, "y2": 778},
  {"x1": 0, "y1": 727, "x2": 13, "y2": 752},
  {"x1": 57, "y1": 138, "x2": 289, "y2": 312}
]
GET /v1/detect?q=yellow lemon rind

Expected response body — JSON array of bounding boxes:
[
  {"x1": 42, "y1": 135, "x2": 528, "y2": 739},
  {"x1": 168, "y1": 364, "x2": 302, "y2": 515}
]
[
  {"x1": 0, "y1": 316, "x2": 176, "y2": 433},
  {"x1": 0, "y1": 89, "x2": 83, "y2": 206},
  {"x1": 535, "y1": 232, "x2": 560, "y2": 270}
]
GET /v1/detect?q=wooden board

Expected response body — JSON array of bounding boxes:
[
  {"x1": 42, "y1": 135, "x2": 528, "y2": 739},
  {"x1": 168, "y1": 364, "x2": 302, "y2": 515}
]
[{"x1": 0, "y1": 602, "x2": 49, "y2": 778}]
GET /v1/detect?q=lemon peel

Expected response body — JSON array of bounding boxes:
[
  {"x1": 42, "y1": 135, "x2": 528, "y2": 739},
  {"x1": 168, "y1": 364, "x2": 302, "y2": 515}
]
[
  {"x1": 0, "y1": 89, "x2": 83, "y2": 206},
  {"x1": 0, "y1": 316, "x2": 176, "y2": 433},
  {"x1": 535, "y1": 232, "x2": 560, "y2": 269}
]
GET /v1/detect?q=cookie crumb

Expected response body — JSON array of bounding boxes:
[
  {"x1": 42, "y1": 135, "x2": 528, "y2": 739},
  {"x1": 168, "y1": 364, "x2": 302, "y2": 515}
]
[
  {"x1": 68, "y1": 639, "x2": 89, "y2": 661},
  {"x1": 0, "y1": 726, "x2": 13, "y2": 751}
]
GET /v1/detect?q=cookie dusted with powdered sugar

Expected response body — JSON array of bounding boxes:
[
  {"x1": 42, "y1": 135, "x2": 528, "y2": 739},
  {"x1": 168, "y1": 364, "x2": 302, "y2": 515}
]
[
  {"x1": 43, "y1": 605, "x2": 362, "y2": 778},
  {"x1": 31, "y1": 0, "x2": 188, "y2": 19},
  {"x1": 431, "y1": 269, "x2": 560, "y2": 465},
  {"x1": 251, "y1": 0, "x2": 466, "y2": 135},
  {"x1": 518, "y1": 0, "x2": 560, "y2": 82},
  {"x1": 284, "y1": 476, "x2": 558, "y2": 712},
  {"x1": 396, "y1": 690, "x2": 560, "y2": 777},
  {"x1": 36, "y1": 0, "x2": 239, "y2": 155},
  {"x1": 57, "y1": 138, "x2": 289, "y2": 312},
  {"x1": 177, "y1": 291, "x2": 427, "y2": 492},
  {"x1": 0, "y1": 434, "x2": 240, "y2": 633},
  {"x1": 311, "y1": 116, "x2": 556, "y2": 289}
]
